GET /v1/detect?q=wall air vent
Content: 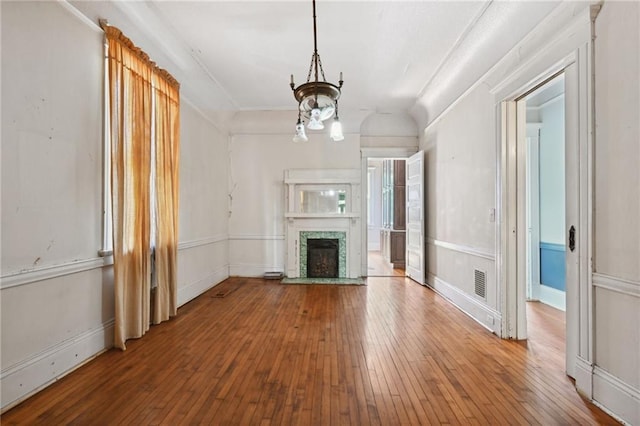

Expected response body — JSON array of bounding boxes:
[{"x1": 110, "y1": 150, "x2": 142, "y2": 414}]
[{"x1": 474, "y1": 269, "x2": 486, "y2": 299}]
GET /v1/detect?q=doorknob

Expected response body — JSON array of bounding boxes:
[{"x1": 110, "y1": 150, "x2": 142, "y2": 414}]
[{"x1": 569, "y1": 225, "x2": 576, "y2": 252}]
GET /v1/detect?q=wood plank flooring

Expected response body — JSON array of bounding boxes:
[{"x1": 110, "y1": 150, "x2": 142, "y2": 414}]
[
  {"x1": 367, "y1": 250, "x2": 405, "y2": 277},
  {"x1": 2, "y1": 277, "x2": 617, "y2": 425},
  {"x1": 526, "y1": 301, "x2": 567, "y2": 376}
]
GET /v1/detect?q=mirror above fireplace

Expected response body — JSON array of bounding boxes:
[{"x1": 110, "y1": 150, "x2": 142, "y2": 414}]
[
  {"x1": 285, "y1": 169, "x2": 360, "y2": 220},
  {"x1": 297, "y1": 186, "x2": 347, "y2": 214}
]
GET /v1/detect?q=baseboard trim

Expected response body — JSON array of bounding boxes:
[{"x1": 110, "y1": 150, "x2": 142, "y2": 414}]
[
  {"x1": 539, "y1": 284, "x2": 566, "y2": 311},
  {"x1": 177, "y1": 266, "x2": 229, "y2": 307},
  {"x1": 427, "y1": 238, "x2": 495, "y2": 261},
  {"x1": 593, "y1": 366, "x2": 640, "y2": 425},
  {"x1": 426, "y1": 273, "x2": 501, "y2": 334},
  {"x1": 1, "y1": 320, "x2": 115, "y2": 412},
  {"x1": 2, "y1": 265, "x2": 231, "y2": 412},
  {"x1": 229, "y1": 264, "x2": 284, "y2": 278},
  {"x1": 574, "y1": 356, "x2": 593, "y2": 398},
  {"x1": 1, "y1": 257, "x2": 106, "y2": 290}
]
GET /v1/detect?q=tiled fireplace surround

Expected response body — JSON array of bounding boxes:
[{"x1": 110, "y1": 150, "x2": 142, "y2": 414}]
[
  {"x1": 299, "y1": 231, "x2": 347, "y2": 278},
  {"x1": 284, "y1": 169, "x2": 362, "y2": 279}
]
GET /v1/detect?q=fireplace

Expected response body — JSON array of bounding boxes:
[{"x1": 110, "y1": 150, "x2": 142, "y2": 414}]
[
  {"x1": 307, "y1": 239, "x2": 339, "y2": 278},
  {"x1": 299, "y1": 231, "x2": 347, "y2": 278},
  {"x1": 284, "y1": 169, "x2": 361, "y2": 279}
]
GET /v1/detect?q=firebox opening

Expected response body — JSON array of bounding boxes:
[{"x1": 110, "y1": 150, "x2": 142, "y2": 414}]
[{"x1": 307, "y1": 238, "x2": 339, "y2": 278}]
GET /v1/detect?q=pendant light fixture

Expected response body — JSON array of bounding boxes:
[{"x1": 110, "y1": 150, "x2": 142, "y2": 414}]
[
  {"x1": 293, "y1": 112, "x2": 309, "y2": 143},
  {"x1": 290, "y1": 0, "x2": 344, "y2": 142},
  {"x1": 330, "y1": 101, "x2": 344, "y2": 141}
]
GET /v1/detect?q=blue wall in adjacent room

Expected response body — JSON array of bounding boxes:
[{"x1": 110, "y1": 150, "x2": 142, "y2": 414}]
[{"x1": 540, "y1": 242, "x2": 566, "y2": 291}]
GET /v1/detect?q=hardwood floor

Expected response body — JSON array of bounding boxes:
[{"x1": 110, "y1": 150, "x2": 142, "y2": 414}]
[
  {"x1": 526, "y1": 301, "x2": 567, "y2": 376},
  {"x1": 2, "y1": 277, "x2": 617, "y2": 425},
  {"x1": 367, "y1": 250, "x2": 405, "y2": 277}
]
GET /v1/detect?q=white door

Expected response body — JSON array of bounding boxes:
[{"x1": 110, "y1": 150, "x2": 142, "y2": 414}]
[
  {"x1": 405, "y1": 151, "x2": 425, "y2": 284},
  {"x1": 564, "y1": 62, "x2": 579, "y2": 379}
]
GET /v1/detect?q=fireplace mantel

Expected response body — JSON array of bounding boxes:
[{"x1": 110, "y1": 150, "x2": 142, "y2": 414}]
[
  {"x1": 285, "y1": 212, "x2": 359, "y2": 220},
  {"x1": 284, "y1": 169, "x2": 362, "y2": 279}
]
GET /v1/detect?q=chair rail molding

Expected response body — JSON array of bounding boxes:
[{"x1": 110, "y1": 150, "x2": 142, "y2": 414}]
[
  {"x1": 592, "y1": 273, "x2": 640, "y2": 298},
  {"x1": 228, "y1": 235, "x2": 285, "y2": 241},
  {"x1": 427, "y1": 238, "x2": 496, "y2": 261},
  {"x1": 178, "y1": 234, "x2": 229, "y2": 250},
  {"x1": 1, "y1": 258, "x2": 106, "y2": 290}
]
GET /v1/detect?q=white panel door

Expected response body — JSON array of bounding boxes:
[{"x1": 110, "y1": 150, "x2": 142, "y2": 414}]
[
  {"x1": 405, "y1": 151, "x2": 425, "y2": 284},
  {"x1": 564, "y1": 61, "x2": 579, "y2": 379}
]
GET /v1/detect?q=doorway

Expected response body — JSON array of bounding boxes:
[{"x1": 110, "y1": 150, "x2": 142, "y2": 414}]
[
  {"x1": 524, "y1": 74, "x2": 567, "y2": 312},
  {"x1": 366, "y1": 158, "x2": 406, "y2": 277},
  {"x1": 523, "y1": 74, "x2": 569, "y2": 370},
  {"x1": 501, "y1": 63, "x2": 580, "y2": 379}
]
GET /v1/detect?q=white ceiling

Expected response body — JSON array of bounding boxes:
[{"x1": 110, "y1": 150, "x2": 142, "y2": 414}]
[{"x1": 70, "y1": 1, "x2": 561, "y2": 129}]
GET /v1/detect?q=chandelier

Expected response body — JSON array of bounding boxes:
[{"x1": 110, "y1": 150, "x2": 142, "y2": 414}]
[{"x1": 290, "y1": 0, "x2": 344, "y2": 142}]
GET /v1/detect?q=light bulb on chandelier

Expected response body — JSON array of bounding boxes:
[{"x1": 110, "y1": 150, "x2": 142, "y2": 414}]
[
  {"x1": 307, "y1": 106, "x2": 324, "y2": 130},
  {"x1": 330, "y1": 101, "x2": 344, "y2": 141},
  {"x1": 293, "y1": 114, "x2": 309, "y2": 143}
]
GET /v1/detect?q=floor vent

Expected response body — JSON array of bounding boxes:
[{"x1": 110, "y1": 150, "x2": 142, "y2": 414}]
[
  {"x1": 474, "y1": 269, "x2": 486, "y2": 299},
  {"x1": 211, "y1": 282, "x2": 243, "y2": 298}
]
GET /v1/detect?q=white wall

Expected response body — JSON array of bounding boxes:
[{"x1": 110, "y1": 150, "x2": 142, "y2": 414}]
[
  {"x1": 1, "y1": 2, "x2": 103, "y2": 272},
  {"x1": 228, "y1": 111, "x2": 362, "y2": 276},
  {"x1": 539, "y1": 99, "x2": 565, "y2": 245},
  {"x1": 0, "y1": 1, "x2": 108, "y2": 410},
  {"x1": 176, "y1": 102, "x2": 230, "y2": 305},
  {"x1": 594, "y1": 2, "x2": 640, "y2": 285},
  {"x1": 422, "y1": 83, "x2": 499, "y2": 331},
  {"x1": 0, "y1": 2, "x2": 231, "y2": 411},
  {"x1": 592, "y1": 3, "x2": 640, "y2": 423}
]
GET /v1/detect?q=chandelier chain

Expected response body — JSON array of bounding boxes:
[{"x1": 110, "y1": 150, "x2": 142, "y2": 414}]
[
  {"x1": 305, "y1": 53, "x2": 327, "y2": 83},
  {"x1": 305, "y1": 53, "x2": 315, "y2": 82},
  {"x1": 317, "y1": 55, "x2": 327, "y2": 81}
]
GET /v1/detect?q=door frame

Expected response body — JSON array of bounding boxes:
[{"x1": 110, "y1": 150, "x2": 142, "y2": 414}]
[
  {"x1": 494, "y1": 7, "x2": 596, "y2": 391},
  {"x1": 503, "y1": 72, "x2": 566, "y2": 342},
  {"x1": 360, "y1": 147, "x2": 417, "y2": 277},
  {"x1": 526, "y1": 124, "x2": 542, "y2": 302}
]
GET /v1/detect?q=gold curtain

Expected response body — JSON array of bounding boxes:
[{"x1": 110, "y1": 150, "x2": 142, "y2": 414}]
[
  {"x1": 152, "y1": 73, "x2": 180, "y2": 324},
  {"x1": 104, "y1": 25, "x2": 180, "y2": 350}
]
